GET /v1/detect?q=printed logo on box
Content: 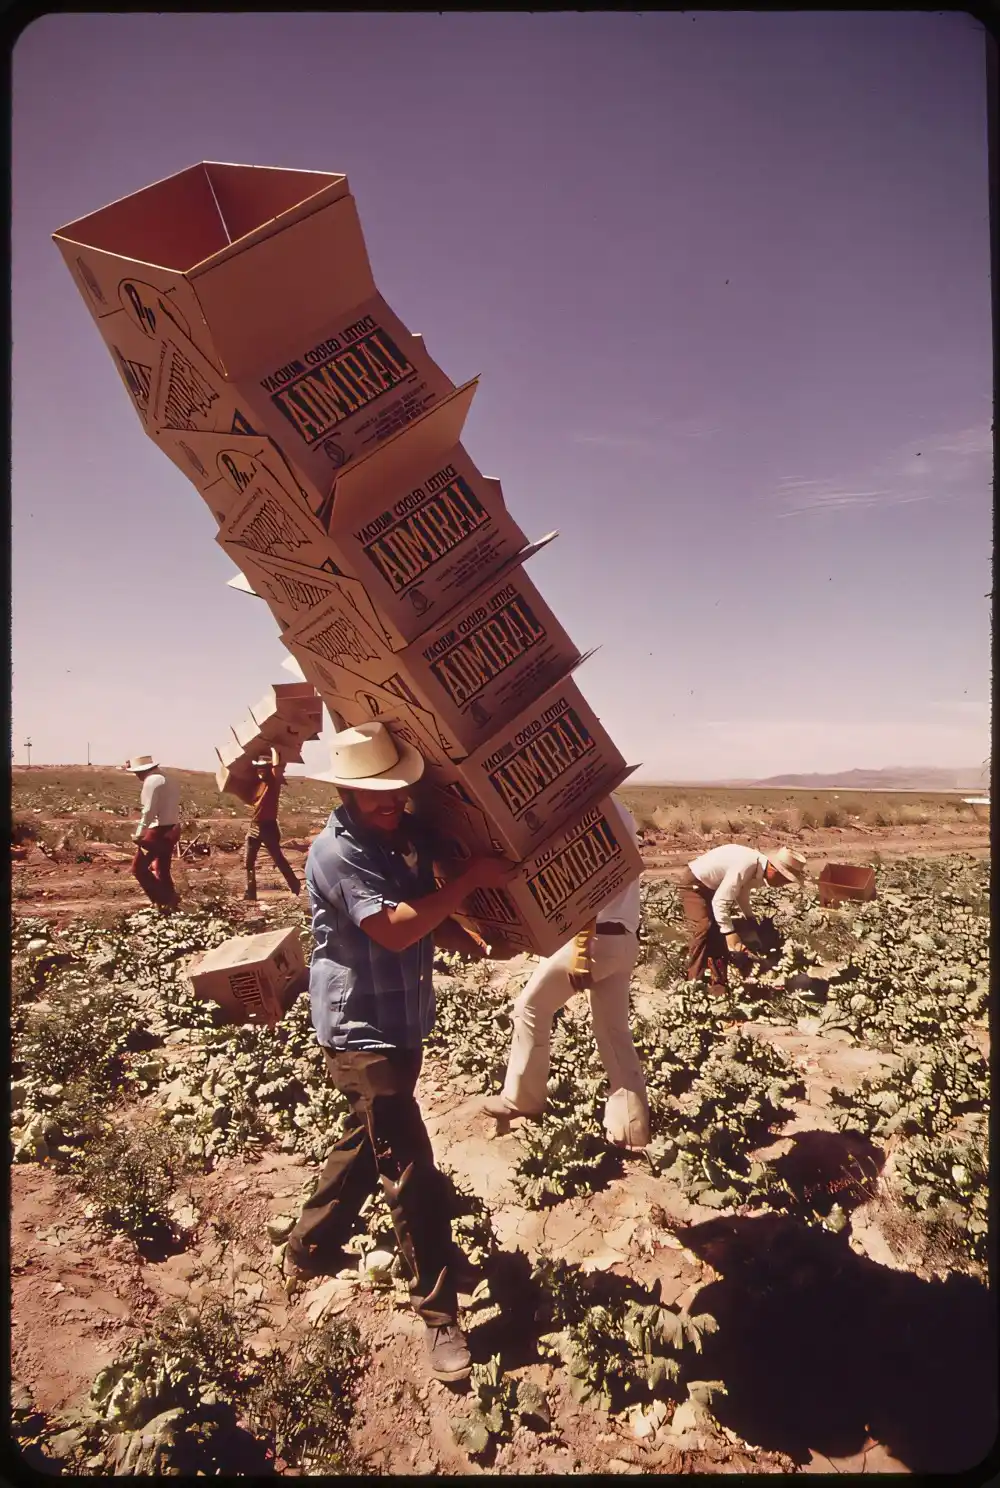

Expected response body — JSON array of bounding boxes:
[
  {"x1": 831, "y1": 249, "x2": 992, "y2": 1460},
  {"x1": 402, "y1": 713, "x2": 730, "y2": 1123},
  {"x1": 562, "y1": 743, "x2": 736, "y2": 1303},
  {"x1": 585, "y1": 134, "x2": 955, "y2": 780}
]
[
  {"x1": 421, "y1": 584, "x2": 547, "y2": 709},
  {"x1": 228, "y1": 968, "x2": 266, "y2": 1013},
  {"x1": 354, "y1": 468, "x2": 489, "y2": 594},
  {"x1": 525, "y1": 810, "x2": 621, "y2": 922},
  {"x1": 465, "y1": 885, "x2": 519, "y2": 927},
  {"x1": 262, "y1": 315, "x2": 416, "y2": 448},
  {"x1": 232, "y1": 411, "x2": 257, "y2": 435},
  {"x1": 299, "y1": 609, "x2": 382, "y2": 668},
  {"x1": 228, "y1": 495, "x2": 315, "y2": 559},
  {"x1": 119, "y1": 279, "x2": 193, "y2": 343},
  {"x1": 480, "y1": 700, "x2": 597, "y2": 819},
  {"x1": 157, "y1": 341, "x2": 219, "y2": 430},
  {"x1": 75, "y1": 257, "x2": 105, "y2": 306},
  {"x1": 113, "y1": 348, "x2": 152, "y2": 415}
]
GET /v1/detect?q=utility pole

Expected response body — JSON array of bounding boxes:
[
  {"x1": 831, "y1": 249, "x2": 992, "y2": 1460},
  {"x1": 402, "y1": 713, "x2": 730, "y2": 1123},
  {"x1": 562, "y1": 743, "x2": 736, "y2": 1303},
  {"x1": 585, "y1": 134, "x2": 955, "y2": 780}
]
[
  {"x1": 87, "y1": 741, "x2": 91, "y2": 766},
  {"x1": 24, "y1": 737, "x2": 31, "y2": 767}
]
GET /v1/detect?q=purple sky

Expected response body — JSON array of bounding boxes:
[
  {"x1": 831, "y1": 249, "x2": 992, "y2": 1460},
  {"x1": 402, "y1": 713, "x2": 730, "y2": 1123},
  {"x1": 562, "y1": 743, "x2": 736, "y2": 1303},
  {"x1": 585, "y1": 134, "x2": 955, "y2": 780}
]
[{"x1": 12, "y1": 11, "x2": 991, "y2": 780}]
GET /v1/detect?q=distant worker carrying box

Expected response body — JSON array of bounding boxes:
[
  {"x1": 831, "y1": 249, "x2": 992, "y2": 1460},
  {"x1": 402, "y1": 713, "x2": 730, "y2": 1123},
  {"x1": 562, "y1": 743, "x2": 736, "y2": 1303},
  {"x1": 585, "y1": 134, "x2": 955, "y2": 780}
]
[
  {"x1": 123, "y1": 754, "x2": 181, "y2": 912},
  {"x1": 677, "y1": 843, "x2": 807, "y2": 990},
  {"x1": 244, "y1": 749, "x2": 301, "y2": 902}
]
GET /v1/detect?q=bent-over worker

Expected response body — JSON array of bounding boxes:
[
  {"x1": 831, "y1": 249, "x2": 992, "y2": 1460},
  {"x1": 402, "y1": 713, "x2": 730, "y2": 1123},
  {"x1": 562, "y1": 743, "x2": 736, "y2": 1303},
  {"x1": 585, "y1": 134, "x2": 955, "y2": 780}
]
[
  {"x1": 124, "y1": 754, "x2": 181, "y2": 911},
  {"x1": 245, "y1": 749, "x2": 301, "y2": 901},
  {"x1": 678, "y1": 843, "x2": 807, "y2": 990},
  {"x1": 482, "y1": 797, "x2": 651, "y2": 1150},
  {"x1": 283, "y1": 722, "x2": 517, "y2": 1385}
]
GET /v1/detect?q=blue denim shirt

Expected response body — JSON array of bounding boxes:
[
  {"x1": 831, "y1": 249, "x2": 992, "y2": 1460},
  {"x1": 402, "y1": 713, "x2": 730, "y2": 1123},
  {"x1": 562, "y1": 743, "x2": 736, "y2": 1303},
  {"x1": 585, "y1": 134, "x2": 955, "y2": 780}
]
[{"x1": 305, "y1": 805, "x2": 438, "y2": 1051}]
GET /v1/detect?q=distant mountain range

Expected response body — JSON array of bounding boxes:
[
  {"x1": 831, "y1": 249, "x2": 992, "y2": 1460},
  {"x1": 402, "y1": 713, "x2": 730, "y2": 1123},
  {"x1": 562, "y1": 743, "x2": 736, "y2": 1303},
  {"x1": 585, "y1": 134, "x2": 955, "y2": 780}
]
[{"x1": 743, "y1": 766, "x2": 989, "y2": 792}]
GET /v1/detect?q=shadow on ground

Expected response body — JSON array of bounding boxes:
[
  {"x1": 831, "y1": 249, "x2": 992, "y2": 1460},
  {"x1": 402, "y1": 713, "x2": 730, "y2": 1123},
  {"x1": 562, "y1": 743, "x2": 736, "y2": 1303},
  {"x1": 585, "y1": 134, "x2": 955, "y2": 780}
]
[{"x1": 676, "y1": 1209, "x2": 997, "y2": 1473}]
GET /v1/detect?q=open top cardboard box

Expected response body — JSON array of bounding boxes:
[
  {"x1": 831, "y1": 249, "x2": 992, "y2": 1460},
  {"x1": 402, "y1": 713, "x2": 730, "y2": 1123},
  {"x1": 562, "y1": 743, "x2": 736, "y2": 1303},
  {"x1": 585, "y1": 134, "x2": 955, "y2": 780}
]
[
  {"x1": 282, "y1": 562, "x2": 582, "y2": 757},
  {"x1": 55, "y1": 163, "x2": 459, "y2": 493}
]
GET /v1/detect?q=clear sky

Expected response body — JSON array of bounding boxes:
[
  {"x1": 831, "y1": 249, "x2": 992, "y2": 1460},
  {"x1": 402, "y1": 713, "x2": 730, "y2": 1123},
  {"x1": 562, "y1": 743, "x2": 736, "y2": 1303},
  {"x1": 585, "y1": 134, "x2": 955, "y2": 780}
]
[{"x1": 12, "y1": 11, "x2": 991, "y2": 781}]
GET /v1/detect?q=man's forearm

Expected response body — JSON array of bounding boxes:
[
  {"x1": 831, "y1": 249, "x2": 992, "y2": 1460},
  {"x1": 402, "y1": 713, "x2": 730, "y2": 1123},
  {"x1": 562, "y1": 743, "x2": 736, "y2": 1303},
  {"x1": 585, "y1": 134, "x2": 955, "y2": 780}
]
[{"x1": 369, "y1": 873, "x2": 481, "y2": 951}]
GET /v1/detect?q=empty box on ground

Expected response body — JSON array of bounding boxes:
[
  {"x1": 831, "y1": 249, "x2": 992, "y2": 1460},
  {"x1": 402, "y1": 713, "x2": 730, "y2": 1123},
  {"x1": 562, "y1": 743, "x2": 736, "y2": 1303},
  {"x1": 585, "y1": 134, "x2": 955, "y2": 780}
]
[
  {"x1": 187, "y1": 926, "x2": 306, "y2": 1026},
  {"x1": 453, "y1": 796, "x2": 644, "y2": 958},
  {"x1": 282, "y1": 564, "x2": 581, "y2": 756},
  {"x1": 54, "y1": 163, "x2": 456, "y2": 494},
  {"x1": 818, "y1": 863, "x2": 877, "y2": 907}
]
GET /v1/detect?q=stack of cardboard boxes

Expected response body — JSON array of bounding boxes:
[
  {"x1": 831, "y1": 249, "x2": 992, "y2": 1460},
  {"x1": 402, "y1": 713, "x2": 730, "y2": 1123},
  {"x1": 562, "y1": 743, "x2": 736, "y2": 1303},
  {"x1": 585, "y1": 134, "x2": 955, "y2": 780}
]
[
  {"x1": 54, "y1": 162, "x2": 642, "y2": 955},
  {"x1": 215, "y1": 681, "x2": 324, "y2": 802}
]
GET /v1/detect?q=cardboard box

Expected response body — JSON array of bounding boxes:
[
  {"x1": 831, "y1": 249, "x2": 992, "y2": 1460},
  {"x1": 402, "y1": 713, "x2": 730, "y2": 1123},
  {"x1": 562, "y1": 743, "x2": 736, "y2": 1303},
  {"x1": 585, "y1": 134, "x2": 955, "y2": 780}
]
[
  {"x1": 318, "y1": 380, "x2": 533, "y2": 645},
  {"x1": 159, "y1": 426, "x2": 323, "y2": 529},
  {"x1": 53, "y1": 164, "x2": 361, "y2": 378},
  {"x1": 453, "y1": 676, "x2": 638, "y2": 858},
  {"x1": 452, "y1": 796, "x2": 644, "y2": 958},
  {"x1": 817, "y1": 863, "x2": 877, "y2": 907},
  {"x1": 232, "y1": 548, "x2": 393, "y2": 643},
  {"x1": 215, "y1": 757, "x2": 259, "y2": 803},
  {"x1": 282, "y1": 564, "x2": 581, "y2": 756},
  {"x1": 54, "y1": 164, "x2": 458, "y2": 493},
  {"x1": 292, "y1": 654, "x2": 463, "y2": 767},
  {"x1": 187, "y1": 926, "x2": 306, "y2": 1026}
]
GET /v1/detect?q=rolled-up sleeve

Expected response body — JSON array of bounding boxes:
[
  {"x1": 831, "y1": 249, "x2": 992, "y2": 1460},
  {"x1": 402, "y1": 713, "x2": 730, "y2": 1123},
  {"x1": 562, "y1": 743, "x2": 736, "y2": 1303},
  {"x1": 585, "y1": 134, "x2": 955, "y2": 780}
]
[{"x1": 711, "y1": 868, "x2": 750, "y2": 935}]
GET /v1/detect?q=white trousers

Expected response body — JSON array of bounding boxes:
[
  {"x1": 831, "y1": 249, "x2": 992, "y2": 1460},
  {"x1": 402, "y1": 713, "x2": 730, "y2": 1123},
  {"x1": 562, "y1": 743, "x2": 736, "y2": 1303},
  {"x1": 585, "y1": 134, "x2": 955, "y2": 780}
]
[{"x1": 502, "y1": 931, "x2": 651, "y2": 1147}]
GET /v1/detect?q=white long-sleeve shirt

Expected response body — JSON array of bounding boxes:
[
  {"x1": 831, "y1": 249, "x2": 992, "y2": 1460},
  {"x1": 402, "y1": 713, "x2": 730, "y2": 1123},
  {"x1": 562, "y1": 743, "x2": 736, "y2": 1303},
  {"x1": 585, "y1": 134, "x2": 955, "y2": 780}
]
[
  {"x1": 137, "y1": 772, "x2": 180, "y2": 831},
  {"x1": 687, "y1": 843, "x2": 769, "y2": 935},
  {"x1": 596, "y1": 799, "x2": 642, "y2": 934}
]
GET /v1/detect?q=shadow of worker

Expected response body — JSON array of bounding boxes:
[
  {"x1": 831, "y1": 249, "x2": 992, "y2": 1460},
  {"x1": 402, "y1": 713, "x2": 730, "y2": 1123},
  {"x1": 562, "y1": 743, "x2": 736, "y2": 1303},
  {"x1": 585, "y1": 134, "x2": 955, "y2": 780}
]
[{"x1": 674, "y1": 1209, "x2": 997, "y2": 1473}]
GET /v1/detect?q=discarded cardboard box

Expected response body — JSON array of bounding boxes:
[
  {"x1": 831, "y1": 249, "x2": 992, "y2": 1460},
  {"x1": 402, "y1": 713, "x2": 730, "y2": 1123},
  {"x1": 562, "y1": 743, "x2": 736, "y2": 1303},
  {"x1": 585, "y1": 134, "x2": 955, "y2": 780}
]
[
  {"x1": 282, "y1": 563, "x2": 581, "y2": 756},
  {"x1": 448, "y1": 795, "x2": 643, "y2": 958},
  {"x1": 187, "y1": 926, "x2": 306, "y2": 1026},
  {"x1": 818, "y1": 863, "x2": 877, "y2": 907},
  {"x1": 54, "y1": 164, "x2": 457, "y2": 494}
]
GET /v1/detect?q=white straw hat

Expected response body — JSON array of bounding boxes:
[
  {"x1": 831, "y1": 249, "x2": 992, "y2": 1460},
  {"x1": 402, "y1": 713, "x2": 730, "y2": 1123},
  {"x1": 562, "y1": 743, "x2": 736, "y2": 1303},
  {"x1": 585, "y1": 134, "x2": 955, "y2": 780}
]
[
  {"x1": 317, "y1": 722, "x2": 425, "y2": 791},
  {"x1": 768, "y1": 847, "x2": 808, "y2": 883},
  {"x1": 123, "y1": 754, "x2": 158, "y2": 773}
]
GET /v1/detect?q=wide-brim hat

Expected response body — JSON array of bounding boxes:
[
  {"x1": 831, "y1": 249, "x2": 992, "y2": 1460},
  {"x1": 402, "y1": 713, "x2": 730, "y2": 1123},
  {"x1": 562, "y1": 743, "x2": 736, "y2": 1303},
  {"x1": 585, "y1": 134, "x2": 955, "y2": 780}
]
[
  {"x1": 767, "y1": 847, "x2": 808, "y2": 883},
  {"x1": 315, "y1": 722, "x2": 425, "y2": 791},
  {"x1": 123, "y1": 754, "x2": 158, "y2": 773}
]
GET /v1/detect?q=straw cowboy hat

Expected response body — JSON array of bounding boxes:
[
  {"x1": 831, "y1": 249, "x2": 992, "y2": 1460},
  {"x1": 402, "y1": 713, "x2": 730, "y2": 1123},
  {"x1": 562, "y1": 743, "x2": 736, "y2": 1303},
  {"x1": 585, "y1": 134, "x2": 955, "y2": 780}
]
[
  {"x1": 767, "y1": 847, "x2": 808, "y2": 883},
  {"x1": 123, "y1": 754, "x2": 158, "y2": 774},
  {"x1": 317, "y1": 722, "x2": 425, "y2": 791}
]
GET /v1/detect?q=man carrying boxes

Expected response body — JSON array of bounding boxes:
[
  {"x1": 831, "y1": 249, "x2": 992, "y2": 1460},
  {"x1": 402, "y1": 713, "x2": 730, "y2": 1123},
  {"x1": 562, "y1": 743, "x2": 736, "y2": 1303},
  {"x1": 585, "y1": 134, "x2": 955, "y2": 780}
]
[
  {"x1": 123, "y1": 754, "x2": 181, "y2": 911},
  {"x1": 283, "y1": 722, "x2": 516, "y2": 1384},
  {"x1": 244, "y1": 748, "x2": 301, "y2": 901}
]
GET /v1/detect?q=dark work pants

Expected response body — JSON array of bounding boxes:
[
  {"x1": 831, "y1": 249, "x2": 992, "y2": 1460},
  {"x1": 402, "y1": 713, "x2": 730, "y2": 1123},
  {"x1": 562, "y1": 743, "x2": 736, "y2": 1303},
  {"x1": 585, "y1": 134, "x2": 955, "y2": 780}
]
[
  {"x1": 287, "y1": 1047, "x2": 458, "y2": 1325},
  {"x1": 678, "y1": 870, "x2": 730, "y2": 988},
  {"x1": 245, "y1": 820, "x2": 299, "y2": 894},
  {"x1": 132, "y1": 825, "x2": 180, "y2": 907}
]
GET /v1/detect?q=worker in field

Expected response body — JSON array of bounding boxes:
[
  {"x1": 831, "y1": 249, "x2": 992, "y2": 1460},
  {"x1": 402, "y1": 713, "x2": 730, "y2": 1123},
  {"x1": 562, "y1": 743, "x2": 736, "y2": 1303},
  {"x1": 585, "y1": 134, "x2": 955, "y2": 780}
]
[
  {"x1": 482, "y1": 797, "x2": 651, "y2": 1151},
  {"x1": 677, "y1": 844, "x2": 807, "y2": 990},
  {"x1": 282, "y1": 722, "x2": 517, "y2": 1386},
  {"x1": 124, "y1": 754, "x2": 181, "y2": 911},
  {"x1": 244, "y1": 749, "x2": 301, "y2": 901}
]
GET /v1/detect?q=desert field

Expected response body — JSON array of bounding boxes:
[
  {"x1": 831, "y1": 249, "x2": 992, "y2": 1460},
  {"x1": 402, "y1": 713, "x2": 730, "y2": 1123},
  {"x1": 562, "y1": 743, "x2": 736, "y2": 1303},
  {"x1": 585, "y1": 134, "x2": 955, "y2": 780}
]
[{"x1": 9, "y1": 766, "x2": 993, "y2": 1476}]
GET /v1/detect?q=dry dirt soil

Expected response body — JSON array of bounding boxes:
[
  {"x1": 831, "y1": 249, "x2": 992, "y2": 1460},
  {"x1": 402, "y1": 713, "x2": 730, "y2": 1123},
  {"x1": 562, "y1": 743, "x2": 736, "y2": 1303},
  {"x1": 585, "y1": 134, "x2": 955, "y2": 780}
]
[{"x1": 9, "y1": 768, "x2": 993, "y2": 1477}]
